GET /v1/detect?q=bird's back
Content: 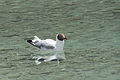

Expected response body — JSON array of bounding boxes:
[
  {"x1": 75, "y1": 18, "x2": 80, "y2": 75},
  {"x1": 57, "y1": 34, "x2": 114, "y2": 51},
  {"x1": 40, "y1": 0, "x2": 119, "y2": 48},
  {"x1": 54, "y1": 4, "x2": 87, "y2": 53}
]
[{"x1": 34, "y1": 39, "x2": 56, "y2": 50}]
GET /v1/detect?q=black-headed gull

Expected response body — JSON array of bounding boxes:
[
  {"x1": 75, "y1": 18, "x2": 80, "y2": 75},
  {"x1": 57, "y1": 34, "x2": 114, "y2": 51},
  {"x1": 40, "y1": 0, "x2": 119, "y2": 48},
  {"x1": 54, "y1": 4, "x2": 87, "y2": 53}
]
[{"x1": 27, "y1": 33, "x2": 67, "y2": 64}]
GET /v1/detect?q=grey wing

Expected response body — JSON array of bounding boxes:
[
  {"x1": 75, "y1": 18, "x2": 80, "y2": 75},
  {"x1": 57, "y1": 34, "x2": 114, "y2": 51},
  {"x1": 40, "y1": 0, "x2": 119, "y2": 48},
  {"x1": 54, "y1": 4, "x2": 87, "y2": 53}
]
[
  {"x1": 40, "y1": 43, "x2": 55, "y2": 49},
  {"x1": 34, "y1": 40, "x2": 56, "y2": 49}
]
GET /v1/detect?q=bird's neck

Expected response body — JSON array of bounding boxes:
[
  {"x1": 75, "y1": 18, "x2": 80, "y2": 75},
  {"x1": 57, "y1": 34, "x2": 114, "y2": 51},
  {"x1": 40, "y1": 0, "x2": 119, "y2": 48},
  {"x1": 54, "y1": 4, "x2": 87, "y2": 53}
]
[{"x1": 55, "y1": 38, "x2": 64, "y2": 51}]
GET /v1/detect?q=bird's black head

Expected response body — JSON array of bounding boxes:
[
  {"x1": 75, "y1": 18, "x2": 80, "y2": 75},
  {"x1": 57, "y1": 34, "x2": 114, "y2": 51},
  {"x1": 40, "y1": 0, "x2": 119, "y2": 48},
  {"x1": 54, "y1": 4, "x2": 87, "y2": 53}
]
[{"x1": 57, "y1": 33, "x2": 67, "y2": 41}]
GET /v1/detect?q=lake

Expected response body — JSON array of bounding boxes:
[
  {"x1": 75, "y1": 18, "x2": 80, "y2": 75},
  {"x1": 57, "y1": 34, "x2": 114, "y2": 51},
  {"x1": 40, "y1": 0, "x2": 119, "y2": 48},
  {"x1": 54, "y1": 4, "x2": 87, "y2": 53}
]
[{"x1": 0, "y1": 0, "x2": 120, "y2": 80}]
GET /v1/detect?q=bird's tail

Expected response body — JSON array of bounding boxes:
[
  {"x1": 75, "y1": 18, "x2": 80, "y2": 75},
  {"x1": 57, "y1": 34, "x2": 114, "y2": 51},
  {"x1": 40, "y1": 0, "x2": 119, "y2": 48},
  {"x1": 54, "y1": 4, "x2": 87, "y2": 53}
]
[{"x1": 32, "y1": 36, "x2": 41, "y2": 42}]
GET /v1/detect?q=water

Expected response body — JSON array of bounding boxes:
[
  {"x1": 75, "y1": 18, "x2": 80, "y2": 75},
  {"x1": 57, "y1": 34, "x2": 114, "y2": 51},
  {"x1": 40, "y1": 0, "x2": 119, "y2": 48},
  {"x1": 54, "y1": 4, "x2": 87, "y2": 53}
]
[{"x1": 0, "y1": 0, "x2": 120, "y2": 80}]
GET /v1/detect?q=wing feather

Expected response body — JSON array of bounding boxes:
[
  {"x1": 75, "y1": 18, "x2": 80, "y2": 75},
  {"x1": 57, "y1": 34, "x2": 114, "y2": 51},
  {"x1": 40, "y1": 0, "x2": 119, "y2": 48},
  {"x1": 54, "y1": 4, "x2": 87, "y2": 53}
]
[{"x1": 33, "y1": 39, "x2": 56, "y2": 49}]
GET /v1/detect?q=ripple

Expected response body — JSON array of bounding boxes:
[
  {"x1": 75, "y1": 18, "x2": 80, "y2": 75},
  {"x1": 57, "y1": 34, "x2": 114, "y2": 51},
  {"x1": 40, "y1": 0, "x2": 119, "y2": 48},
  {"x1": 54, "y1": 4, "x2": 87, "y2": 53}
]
[{"x1": 2, "y1": 34, "x2": 19, "y2": 37}]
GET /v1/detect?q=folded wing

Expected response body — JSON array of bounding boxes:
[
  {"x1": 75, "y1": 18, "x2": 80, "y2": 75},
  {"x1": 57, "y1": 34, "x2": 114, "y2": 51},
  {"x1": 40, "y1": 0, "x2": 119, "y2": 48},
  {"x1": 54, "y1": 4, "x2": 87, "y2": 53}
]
[{"x1": 29, "y1": 36, "x2": 56, "y2": 49}]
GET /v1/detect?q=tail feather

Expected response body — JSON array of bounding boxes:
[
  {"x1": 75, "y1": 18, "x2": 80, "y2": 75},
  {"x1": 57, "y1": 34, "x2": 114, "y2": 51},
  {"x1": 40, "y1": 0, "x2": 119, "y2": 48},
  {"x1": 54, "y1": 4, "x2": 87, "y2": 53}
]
[{"x1": 32, "y1": 36, "x2": 41, "y2": 42}]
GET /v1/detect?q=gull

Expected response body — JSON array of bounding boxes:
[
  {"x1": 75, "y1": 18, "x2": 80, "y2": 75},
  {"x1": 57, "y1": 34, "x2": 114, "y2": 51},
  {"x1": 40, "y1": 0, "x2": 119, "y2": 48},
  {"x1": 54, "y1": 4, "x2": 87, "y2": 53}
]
[{"x1": 27, "y1": 33, "x2": 67, "y2": 64}]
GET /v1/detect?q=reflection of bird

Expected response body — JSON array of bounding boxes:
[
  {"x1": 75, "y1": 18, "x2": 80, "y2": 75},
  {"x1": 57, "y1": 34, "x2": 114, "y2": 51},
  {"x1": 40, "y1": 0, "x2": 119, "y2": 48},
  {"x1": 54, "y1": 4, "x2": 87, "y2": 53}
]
[
  {"x1": 27, "y1": 33, "x2": 67, "y2": 51},
  {"x1": 27, "y1": 33, "x2": 67, "y2": 64}
]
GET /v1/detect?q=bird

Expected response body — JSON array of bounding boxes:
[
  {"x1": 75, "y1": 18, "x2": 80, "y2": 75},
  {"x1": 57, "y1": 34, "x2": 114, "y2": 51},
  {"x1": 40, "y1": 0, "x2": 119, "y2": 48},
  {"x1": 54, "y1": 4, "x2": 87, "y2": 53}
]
[
  {"x1": 27, "y1": 33, "x2": 67, "y2": 64},
  {"x1": 27, "y1": 33, "x2": 67, "y2": 51}
]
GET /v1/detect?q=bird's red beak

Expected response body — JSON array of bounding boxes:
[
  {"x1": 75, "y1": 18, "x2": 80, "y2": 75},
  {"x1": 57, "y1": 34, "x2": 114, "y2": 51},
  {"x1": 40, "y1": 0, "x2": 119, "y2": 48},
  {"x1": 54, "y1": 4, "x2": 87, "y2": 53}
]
[{"x1": 64, "y1": 37, "x2": 68, "y2": 40}]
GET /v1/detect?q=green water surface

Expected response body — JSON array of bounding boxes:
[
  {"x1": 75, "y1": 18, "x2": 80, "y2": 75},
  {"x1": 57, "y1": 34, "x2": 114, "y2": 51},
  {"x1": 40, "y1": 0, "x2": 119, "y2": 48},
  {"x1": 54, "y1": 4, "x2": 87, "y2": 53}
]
[{"x1": 0, "y1": 0, "x2": 120, "y2": 80}]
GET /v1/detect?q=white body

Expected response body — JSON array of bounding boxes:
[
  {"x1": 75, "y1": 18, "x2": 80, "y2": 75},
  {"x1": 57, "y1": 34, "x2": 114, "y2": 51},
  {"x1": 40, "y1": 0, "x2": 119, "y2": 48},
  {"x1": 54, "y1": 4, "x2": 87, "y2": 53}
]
[{"x1": 31, "y1": 36, "x2": 64, "y2": 51}]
